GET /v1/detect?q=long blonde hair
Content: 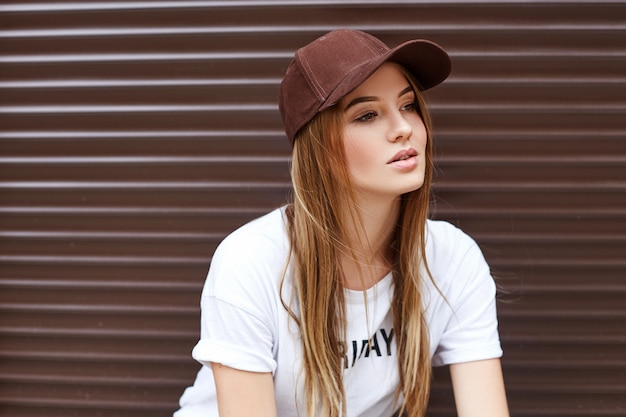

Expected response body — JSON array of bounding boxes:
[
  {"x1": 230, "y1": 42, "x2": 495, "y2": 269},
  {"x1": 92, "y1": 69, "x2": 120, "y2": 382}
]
[{"x1": 283, "y1": 66, "x2": 435, "y2": 417}]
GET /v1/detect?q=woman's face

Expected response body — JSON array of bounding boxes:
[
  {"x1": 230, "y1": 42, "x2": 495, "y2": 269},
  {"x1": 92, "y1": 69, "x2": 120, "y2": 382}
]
[{"x1": 340, "y1": 63, "x2": 428, "y2": 201}]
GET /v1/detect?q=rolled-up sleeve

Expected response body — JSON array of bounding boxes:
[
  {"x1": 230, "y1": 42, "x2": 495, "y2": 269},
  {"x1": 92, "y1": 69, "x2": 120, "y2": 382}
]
[
  {"x1": 192, "y1": 295, "x2": 277, "y2": 373},
  {"x1": 427, "y1": 221, "x2": 503, "y2": 366}
]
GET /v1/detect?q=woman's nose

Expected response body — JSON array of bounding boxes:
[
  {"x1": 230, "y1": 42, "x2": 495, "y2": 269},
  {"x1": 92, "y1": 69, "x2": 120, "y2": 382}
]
[{"x1": 387, "y1": 111, "x2": 412, "y2": 142}]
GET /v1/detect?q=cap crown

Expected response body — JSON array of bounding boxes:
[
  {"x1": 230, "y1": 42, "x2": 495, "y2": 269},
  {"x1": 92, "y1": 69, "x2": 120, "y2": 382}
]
[{"x1": 278, "y1": 29, "x2": 451, "y2": 144}]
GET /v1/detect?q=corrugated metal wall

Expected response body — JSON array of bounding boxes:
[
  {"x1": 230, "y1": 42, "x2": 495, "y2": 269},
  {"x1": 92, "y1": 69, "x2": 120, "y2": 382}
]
[{"x1": 0, "y1": 1, "x2": 624, "y2": 416}]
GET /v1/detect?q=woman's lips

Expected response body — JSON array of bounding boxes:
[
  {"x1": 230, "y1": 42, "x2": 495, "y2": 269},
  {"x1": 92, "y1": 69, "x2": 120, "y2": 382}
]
[
  {"x1": 387, "y1": 148, "x2": 418, "y2": 170},
  {"x1": 388, "y1": 148, "x2": 418, "y2": 164}
]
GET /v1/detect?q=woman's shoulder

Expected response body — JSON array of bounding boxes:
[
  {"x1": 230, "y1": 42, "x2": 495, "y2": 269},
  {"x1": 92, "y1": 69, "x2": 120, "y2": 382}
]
[
  {"x1": 203, "y1": 207, "x2": 291, "y2": 300},
  {"x1": 424, "y1": 219, "x2": 487, "y2": 277},
  {"x1": 217, "y1": 207, "x2": 289, "y2": 255},
  {"x1": 425, "y1": 219, "x2": 478, "y2": 253},
  {"x1": 227, "y1": 206, "x2": 286, "y2": 233}
]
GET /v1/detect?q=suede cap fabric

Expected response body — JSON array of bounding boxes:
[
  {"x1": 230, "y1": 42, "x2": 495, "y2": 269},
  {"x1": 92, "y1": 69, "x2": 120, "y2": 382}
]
[{"x1": 278, "y1": 29, "x2": 451, "y2": 145}]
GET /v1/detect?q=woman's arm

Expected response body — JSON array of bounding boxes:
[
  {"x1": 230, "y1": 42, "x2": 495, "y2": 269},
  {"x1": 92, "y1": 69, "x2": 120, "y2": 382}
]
[
  {"x1": 212, "y1": 362, "x2": 277, "y2": 417},
  {"x1": 449, "y1": 358, "x2": 510, "y2": 417}
]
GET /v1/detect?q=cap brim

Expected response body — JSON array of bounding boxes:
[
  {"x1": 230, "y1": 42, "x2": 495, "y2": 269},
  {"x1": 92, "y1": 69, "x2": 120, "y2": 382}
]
[{"x1": 321, "y1": 39, "x2": 451, "y2": 112}]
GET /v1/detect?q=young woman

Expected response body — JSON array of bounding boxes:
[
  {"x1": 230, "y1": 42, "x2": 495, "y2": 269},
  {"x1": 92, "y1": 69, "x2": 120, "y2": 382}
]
[{"x1": 175, "y1": 29, "x2": 509, "y2": 417}]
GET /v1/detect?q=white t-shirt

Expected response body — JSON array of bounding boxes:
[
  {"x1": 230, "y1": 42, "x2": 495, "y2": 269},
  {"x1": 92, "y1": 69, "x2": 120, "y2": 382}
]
[{"x1": 175, "y1": 207, "x2": 502, "y2": 417}]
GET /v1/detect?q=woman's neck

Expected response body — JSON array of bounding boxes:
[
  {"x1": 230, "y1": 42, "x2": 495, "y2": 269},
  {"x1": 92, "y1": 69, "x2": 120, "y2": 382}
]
[{"x1": 340, "y1": 195, "x2": 400, "y2": 290}]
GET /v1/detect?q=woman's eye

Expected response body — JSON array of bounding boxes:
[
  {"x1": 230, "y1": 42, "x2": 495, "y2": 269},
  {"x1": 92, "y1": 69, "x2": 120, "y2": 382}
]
[
  {"x1": 401, "y1": 102, "x2": 417, "y2": 112},
  {"x1": 356, "y1": 111, "x2": 376, "y2": 122}
]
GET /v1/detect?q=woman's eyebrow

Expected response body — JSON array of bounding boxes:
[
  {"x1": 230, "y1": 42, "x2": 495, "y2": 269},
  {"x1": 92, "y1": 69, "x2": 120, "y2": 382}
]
[
  {"x1": 398, "y1": 86, "x2": 414, "y2": 97},
  {"x1": 343, "y1": 85, "x2": 414, "y2": 111},
  {"x1": 343, "y1": 95, "x2": 376, "y2": 111}
]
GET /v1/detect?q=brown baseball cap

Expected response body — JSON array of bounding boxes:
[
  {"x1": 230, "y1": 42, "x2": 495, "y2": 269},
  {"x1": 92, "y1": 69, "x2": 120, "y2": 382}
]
[{"x1": 278, "y1": 29, "x2": 451, "y2": 145}]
